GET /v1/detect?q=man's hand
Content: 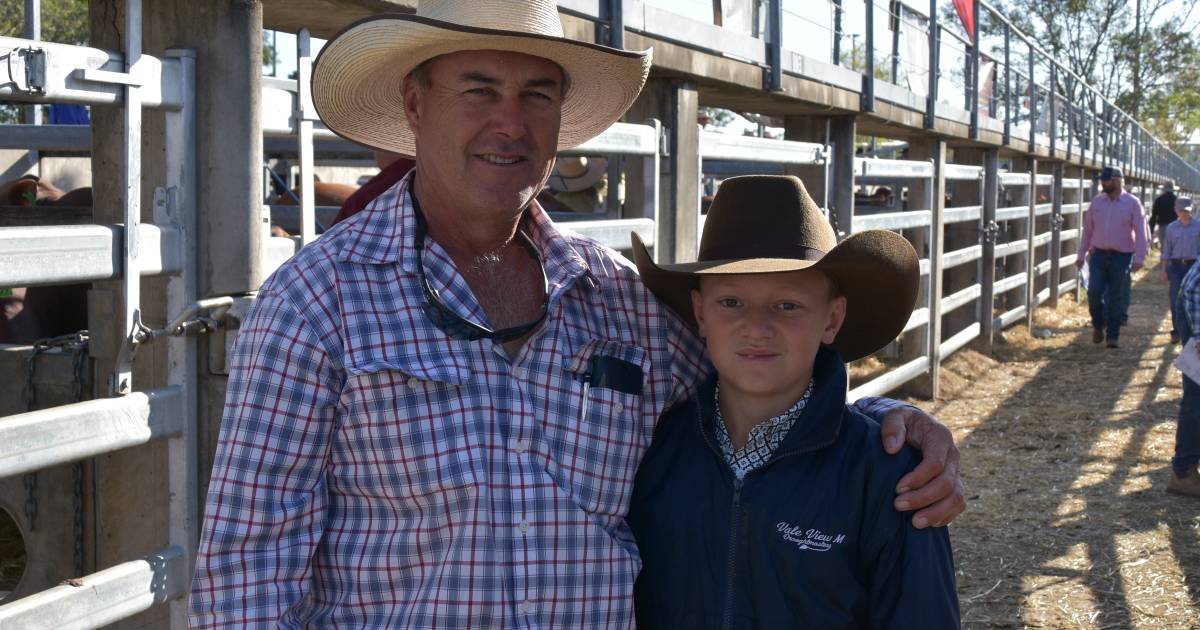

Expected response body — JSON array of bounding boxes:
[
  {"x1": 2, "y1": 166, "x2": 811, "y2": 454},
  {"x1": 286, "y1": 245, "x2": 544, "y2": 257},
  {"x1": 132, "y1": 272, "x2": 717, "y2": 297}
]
[
  {"x1": 880, "y1": 407, "x2": 966, "y2": 529},
  {"x1": 1133, "y1": 261, "x2": 1144, "y2": 272},
  {"x1": 1075, "y1": 258, "x2": 1085, "y2": 269}
]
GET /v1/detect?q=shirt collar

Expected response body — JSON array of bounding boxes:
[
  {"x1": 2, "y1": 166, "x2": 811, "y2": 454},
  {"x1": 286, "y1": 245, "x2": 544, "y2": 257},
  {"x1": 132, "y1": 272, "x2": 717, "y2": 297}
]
[{"x1": 336, "y1": 171, "x2": 601, "y2": 291}]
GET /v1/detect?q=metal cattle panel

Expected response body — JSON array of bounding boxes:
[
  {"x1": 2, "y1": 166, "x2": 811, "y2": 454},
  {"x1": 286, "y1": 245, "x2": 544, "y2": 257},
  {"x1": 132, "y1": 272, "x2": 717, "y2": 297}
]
[
  {"x1": 945, "y1": 164, "x2": 984, "y2": 181},
  {"x1": 0, "y1": 123, "x2": 90, "y2": 150},
  {"x1": 851, "y1": 210, "x2": 932, "y2": 231},
  {"x1": 560, "y1": 218, "x2": 655, "y2": 250},
  {"x1": 565, "y1": 122, "x2": 659, "y2": 156},
  {"x1": 847, "y1": 357, "x2": 929, "y2": 402},
  {"x1": 0, "y1": 547, "x2": 187, "y2": 629},
  {"x1": 700, "y1": 131, "x2": 825, "y2": 165},
  {"x1": 0, "y1": 37, "x2": 181, "y2": 109},
  {"x1": 0, "y1": 387, "x2": 182, "y2": 478},
  {"x1": 944, "y1": 206, "x2": 982, "y2": 224},
  {"x1": 856, "y1": 158, "x2": 935, "y2": 179},
  {"x1": 0, "y1": 224, "x2": 183, "y2": 286}
]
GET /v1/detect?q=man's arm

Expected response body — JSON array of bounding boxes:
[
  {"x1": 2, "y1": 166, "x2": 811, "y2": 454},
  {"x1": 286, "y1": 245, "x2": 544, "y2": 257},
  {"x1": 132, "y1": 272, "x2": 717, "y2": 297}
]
[
  {"x1": 189, "y1": 294, "x2": 342, "y2": 627},
  {"x1": 853, "y1": 399, "x2": 966, "y2": 528},
  {"x1": 1076, "y1": 202, "x2": 1094, "y2": 268},
  {"x1": 1132, "y1": 200, "x2": 1150, "y2": 270}
]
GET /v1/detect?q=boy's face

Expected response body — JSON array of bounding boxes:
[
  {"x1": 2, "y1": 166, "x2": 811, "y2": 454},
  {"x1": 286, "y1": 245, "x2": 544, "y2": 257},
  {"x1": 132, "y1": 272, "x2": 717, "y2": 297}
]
[{"x1": 691, "y1": 270, "x2": 846, "y2": 407}]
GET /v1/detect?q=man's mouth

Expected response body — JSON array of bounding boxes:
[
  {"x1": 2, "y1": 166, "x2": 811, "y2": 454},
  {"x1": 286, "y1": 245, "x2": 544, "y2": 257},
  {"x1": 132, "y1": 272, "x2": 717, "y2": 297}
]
[{"x1": 478, "y1": 153, "x2": 523, "y2": 166}]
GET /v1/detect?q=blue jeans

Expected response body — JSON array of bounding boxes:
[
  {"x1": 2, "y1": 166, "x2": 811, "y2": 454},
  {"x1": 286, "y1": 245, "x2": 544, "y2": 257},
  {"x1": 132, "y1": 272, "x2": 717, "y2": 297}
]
[
  {"x1": 1086, "y1": 249, "x2": 1133, "y2": 340},
  {"x1": 1178, "y1": 317, "x2": 1200, "y2": 476},
  {"x1": 1167, "y1": 260, "x2": 1192, "y2": 337}
]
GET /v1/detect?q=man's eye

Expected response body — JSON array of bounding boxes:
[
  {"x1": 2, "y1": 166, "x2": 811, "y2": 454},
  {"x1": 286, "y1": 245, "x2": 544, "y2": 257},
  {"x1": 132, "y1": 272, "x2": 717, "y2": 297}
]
[{"x1": 525, "y1": 91, "x2": 554, "y2": 102}]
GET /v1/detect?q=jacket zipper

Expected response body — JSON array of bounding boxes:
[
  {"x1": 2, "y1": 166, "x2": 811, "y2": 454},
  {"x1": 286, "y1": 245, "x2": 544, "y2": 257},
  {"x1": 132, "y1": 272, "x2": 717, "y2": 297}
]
[{"x1": 720, "y1": 476, "x2": 745, "y2": 630}]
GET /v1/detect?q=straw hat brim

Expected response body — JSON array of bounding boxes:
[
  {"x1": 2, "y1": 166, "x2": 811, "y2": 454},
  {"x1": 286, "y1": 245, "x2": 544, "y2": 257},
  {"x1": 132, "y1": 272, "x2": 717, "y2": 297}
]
[
  {"x1": 311, "y1": 14, "x2": 653, "y2": 156},
  {"x1": 630, "y1": 230, "x2": 920, "y2": 362}
]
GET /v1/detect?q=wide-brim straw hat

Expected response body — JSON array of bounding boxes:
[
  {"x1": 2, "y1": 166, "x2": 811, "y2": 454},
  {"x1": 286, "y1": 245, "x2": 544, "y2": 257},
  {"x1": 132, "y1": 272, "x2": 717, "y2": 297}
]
[
  {"x1": 547, "y1": 156, "x2": 608, "y2": 192},
  {"x1": 631, "y1": 175, "x2": 920, "y2": 362},
  {"x1": 311, "y1": 0, "x2": 653, "y2": 156}
]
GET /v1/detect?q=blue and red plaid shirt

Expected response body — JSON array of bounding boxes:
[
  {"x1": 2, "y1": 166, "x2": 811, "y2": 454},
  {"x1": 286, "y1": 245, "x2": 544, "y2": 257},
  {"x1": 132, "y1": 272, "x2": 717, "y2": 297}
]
[{"x1": 189, "y1": 172, "x2": 903, "y2": 628}]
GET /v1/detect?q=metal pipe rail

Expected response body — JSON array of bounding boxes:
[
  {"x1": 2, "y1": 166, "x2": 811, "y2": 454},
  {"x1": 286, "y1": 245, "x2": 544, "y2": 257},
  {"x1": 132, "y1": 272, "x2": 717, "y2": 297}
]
[{"x1": 0, "y1": 224, "x2": 183, "y2": 286}]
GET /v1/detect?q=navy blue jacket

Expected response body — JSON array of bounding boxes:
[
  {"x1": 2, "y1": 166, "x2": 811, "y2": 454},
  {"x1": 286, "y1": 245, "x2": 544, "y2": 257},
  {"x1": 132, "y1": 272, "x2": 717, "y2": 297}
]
[{"x1": 628, "y1": 347, "x2": 959, "y2": 629}]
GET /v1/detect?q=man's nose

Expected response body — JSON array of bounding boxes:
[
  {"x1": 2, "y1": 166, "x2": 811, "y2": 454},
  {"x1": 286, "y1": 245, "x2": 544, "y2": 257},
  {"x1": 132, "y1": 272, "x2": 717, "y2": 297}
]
[{"x1": 488, "y1": 94, "x2": 527, "y2": 139}]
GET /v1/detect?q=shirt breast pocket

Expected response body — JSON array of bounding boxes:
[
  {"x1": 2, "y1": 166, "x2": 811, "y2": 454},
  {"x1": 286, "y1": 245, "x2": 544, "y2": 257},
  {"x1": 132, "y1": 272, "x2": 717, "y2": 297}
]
[
  {"x1": 543, "y1": 340, "x2": 652, "y2": 520},
  {"x1": 337, "y1": 357, "x2": 479, "y2": 507}
]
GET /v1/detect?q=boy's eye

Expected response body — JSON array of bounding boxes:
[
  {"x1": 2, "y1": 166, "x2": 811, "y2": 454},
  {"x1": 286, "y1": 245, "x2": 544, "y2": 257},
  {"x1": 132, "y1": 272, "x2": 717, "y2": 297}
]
[
  {"x1": 776, "y1": 302, "x2": 801, "y2": 312},
  {"x1": 717, "y1": 298, "x2": 741, "y2": 308}
]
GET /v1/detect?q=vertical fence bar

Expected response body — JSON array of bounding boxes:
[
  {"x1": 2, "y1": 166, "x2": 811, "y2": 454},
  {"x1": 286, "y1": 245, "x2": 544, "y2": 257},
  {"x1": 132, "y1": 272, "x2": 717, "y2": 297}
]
[
  {"x1": 833, "y1": 0, "x2": 844, "y2": 65},
  {"x1": 927, "y1": 143, "x2": 946, "y2": 397},
  {"x1": 969, "y1": 0, "x2": 980, "y2": 139},
  {"x1": 765, "y1": 0, "x2": 782, "y2": 91},
  {"x1": 113, "y1": 0, "x2": 144, "y2": 395},
  {"x1": 23, "y1": 0, "x2": 42, "y2": 125},
  {"x1": 1049, "y1": 162, "x2": 1063, "y2": 307},
  {"x1": 1003, "y1": 23, "x2": 1011, "y2": 143},
  {"x1": 925, "y1": 0, "x2": 938, "y2": 128},
  {"x1": 163, "y1": 46, "x2": 198, "y2": 629},
  {"x1": 1027, "y1": 42, "x2": 1036, "y2": 150},
  {"x1": 863, "y1": 0, "x2": 875, "y2": 111},
  {"x1": 296, "y1": 29, "x2": 316, "y2": 247},
  {"x1": 1066, "y1": 74, "x2": 1074, "y2": 160},
  {"x1": 890, "y1": 0, "x2": 900, "y2": 83},
  {"x1": 981, "y1": 148, "x2": 999, "y2": 349},
  {"x1": 1026, "y1": 159, "x2": 1038, "y2": 330},
  {"x1": 1049, "y1": 64, "x2": 1057, "y2": 156}
]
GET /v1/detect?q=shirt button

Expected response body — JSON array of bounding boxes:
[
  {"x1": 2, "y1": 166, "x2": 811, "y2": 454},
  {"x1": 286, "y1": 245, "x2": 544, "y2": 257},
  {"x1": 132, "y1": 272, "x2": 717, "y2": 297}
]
[
  {"x1": 521, "y1": 600, "x2": 535, "y2": 614},
  {"x1": 514, "y1": 440, "x2": 530, "y2": 454},
  {"x1": 514, "y1": 367, "x2": 526, "y2": 379},
  {"x1": 613, "y1": 402, "x2": 625, "y2": 414},
  {"x1": 519, "y1": 519, "x2": 530, "y2": 533}
]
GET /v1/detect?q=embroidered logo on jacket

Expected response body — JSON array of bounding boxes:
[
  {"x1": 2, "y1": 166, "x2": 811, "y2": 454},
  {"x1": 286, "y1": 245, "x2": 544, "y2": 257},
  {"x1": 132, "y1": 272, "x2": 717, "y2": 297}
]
[{"x1": 776, "y1": 522, "x2": 847, "y2": 552}]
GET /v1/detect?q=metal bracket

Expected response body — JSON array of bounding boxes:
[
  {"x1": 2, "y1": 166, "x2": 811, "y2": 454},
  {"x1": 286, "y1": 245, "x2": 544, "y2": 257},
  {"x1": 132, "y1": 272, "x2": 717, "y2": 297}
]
[
  {"x1": 981, "y1": 220, "x2": 1001, "y2": 244},
  {"x1": 6, "y1": 46, "x2": 46, "y2": 94},
  {"x1": 75, "y1": 67, "x2": 143, "y2": 87},
  {"x1": 142, "y1": 296, "x2": 236, "y2": 341},
  {"x1": 1049, "y1": 213, "x2": 1064, "y2": 229}
]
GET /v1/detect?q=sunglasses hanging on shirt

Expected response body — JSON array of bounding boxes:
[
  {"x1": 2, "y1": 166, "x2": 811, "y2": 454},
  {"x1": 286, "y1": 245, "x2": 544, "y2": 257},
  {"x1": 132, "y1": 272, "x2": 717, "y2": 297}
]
[{"x1": 411, "y1": 193, "x2": 549, "y2": 343}]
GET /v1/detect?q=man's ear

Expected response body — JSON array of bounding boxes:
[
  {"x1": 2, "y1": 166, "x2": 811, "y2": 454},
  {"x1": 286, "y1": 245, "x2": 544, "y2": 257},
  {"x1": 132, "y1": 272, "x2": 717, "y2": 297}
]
[
  {"x1": 822, "y1": 295, "x2": 847, "y2": 345},
  {"x1": 402, "y1": 74, "x2": 421, "y2": 136}
]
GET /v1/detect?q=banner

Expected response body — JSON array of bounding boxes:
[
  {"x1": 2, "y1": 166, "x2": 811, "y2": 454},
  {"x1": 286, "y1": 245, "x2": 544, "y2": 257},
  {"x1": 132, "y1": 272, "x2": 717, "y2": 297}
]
[{"x1": 952, "y1": 0, "x2": 976, "y2": 39}]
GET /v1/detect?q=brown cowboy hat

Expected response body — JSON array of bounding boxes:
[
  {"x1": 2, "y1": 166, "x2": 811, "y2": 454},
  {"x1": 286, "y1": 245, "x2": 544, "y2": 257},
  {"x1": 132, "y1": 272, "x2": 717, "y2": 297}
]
[
  {"x1": 311, "y1": 0, "x2": 652, "y2": 156},
  {"x1": 631, "y1": 175, "x2": 919, "y2": 362}
]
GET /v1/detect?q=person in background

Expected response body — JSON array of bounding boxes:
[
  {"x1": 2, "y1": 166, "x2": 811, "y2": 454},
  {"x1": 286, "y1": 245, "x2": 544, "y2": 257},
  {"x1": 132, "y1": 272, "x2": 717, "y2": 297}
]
[
  {"x1": 1168, "y1": 257, "x2": 1200, "y2": 497},
  {"x1": 1160, "y1": 197, "x2": 1200, "y2": 344},
  {"x1": 1150, "y1": 180, "x2": 1178, "y2": 249},
  {"x1": 1076, "y1": 166, "x2": 1149, "y2": 349}
]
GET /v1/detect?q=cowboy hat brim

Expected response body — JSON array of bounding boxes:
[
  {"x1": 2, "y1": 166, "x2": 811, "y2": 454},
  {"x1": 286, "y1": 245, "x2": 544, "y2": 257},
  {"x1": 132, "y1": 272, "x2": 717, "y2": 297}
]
[
  {"x1": 630, "y1": 230, "x2": 920, "y2": 363},
  {"x1": 312, "y1": 14, "x2": 652, "y2": 156}
]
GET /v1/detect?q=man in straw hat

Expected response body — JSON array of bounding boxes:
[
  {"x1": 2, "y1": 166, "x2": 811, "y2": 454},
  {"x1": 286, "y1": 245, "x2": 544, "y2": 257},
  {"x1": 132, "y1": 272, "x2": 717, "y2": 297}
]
[
  {"x1": 190, "y1": 1, "x2": 965, "y2": 625},
  {"x1": 627, "y1": 175, "x2": 958, "y2": 627}
]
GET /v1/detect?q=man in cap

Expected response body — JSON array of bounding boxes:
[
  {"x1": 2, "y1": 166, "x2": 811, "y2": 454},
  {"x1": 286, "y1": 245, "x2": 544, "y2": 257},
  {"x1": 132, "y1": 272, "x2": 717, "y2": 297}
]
[
  {"x1": 189, "y1": 1, "x2": 965, "y2": 625},
  {"x1": 1150, "y1": 180, "x2": 1178, "y2": 248},
  {"x1": 1160, "y1": 197, "x2": 1200, "y2": 344},
  {"x1": 1076, "y1": 166, "x2": 1150, "y2": 348}
]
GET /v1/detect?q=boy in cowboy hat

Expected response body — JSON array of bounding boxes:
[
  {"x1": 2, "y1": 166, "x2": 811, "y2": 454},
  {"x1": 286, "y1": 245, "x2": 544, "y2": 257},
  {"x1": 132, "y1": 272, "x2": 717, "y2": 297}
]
[{"x1": 627, "y1": 175, "x2": 959, "y2": 628}]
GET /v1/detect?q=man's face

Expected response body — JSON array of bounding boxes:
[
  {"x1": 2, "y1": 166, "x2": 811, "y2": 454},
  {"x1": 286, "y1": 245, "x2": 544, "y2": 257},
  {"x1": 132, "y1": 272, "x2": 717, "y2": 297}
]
[
  {"x1": 403, "y1": 50, "x2": 564, "y2": 217},
  {"x1": 1179, "y1": 208, "x2": 1193, "y2": 223},
  {"x1": 1101, "y1": 176, "x2": 1122, "y2": 195},
  {"x1": 691, "y1": 271, "x2": 846, "y2": 409}
]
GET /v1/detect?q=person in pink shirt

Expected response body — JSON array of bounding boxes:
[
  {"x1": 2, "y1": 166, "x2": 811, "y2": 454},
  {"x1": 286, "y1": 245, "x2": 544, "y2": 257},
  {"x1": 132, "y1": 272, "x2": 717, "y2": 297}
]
[{"x1": 1075, "y1": 166, "x2": 1150, "y2": 348}]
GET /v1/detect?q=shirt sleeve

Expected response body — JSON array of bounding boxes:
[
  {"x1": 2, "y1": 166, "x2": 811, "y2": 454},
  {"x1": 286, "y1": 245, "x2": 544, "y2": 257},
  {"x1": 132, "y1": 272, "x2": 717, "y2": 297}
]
[
  {"x1": 1077, "y1": 201, "x2": 1094, "y2": 263},
  {"x1": 852, "y1": 396, "x2": 912, "y2": 419},
  {"x1": 1132, "y1": 199, "x2": 1149, "y2": 266},
  {"x1": 665, "y1": 306, "x2": 711, "y2": 407},
  {"x1": 189, "y1": 293, "x2": 343, "y2": 627},
  {"x1": 1184, "y1": 265, "x2": 1200, "y2": 334}
]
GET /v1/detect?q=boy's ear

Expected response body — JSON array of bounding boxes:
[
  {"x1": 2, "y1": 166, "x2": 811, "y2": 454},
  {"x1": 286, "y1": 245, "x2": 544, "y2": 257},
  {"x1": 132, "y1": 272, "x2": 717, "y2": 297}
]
[
  {"x1": 690, "y1": 288, "x2": 706, "y2": 336},
  {"x1": 822, "y1": 295, "x2": 847, "y2": 345}
]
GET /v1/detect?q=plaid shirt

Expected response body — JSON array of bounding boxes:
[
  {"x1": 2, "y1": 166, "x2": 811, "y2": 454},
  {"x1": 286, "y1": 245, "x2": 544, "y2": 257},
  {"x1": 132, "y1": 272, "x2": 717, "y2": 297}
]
[{"x1": 189, "y1": 172, "x2": 905, "y2": 628}]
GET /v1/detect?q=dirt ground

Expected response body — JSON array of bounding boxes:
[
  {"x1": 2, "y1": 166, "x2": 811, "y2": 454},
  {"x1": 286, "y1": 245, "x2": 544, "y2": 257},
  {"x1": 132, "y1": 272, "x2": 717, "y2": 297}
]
[{"x1": 896, "y1": 254, "x2": 1200, "y2": 629}]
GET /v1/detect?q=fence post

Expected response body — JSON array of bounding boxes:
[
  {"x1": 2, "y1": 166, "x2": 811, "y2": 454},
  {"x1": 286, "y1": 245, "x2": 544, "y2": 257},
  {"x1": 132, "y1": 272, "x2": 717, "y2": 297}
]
[
  {"x1": 1002, "y1": 24, "x2": 1011, "y2": 144},
  {"x1": 863, "y1": 0, "x2": 875, "y2": 112},
  {"x1": 1026, "y1": 158, "x2": 1038, "y2": 330},
  {"x1": 925, "y1": 0, "x2": 938, "y2": 129},
  {"x1": 969, "y1": 0, "x2": 980, "y2": 139},
  {"x1": 980, "y1": 148, "x2": 999, "y2": 350},
  {"x1": 765, "y1": 0, "x2": 782, "y2": 91},
  {"x1": 927, "y1": 142, "x2": 945, "y2": 398},
  {"x1": 1049, "y1": 162, "x2": 1064, "y2": 307}
]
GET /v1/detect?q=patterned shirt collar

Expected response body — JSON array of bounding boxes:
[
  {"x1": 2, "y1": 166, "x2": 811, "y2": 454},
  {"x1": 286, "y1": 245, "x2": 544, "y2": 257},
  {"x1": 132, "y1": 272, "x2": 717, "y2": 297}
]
[{"x1": 714, "y1": 379, "x2": 815, "y2": 480}]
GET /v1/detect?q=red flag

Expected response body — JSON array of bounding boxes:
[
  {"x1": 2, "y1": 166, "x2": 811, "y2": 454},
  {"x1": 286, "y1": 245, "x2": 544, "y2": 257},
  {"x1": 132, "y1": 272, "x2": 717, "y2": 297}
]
[{"x1": 953, "y1": 0, "x2": 975, "y2": 39}]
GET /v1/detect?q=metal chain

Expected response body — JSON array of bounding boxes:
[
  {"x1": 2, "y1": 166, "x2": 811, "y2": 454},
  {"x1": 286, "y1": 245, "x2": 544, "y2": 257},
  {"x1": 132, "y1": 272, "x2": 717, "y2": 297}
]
[{"x1": 19, "y1": 332, "x2": 89, "y2": 546}]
